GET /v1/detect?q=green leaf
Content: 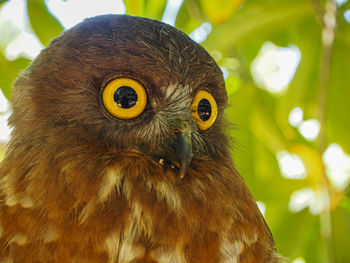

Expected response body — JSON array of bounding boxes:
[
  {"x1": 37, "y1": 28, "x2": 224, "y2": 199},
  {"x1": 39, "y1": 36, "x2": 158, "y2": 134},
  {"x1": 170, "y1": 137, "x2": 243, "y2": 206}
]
[
  {"x1": 26, "y1": 0, "x2": 64, "y2": 46},
  {"x1": 225, "y1": 75, "x2": 241, "y2": 96},
  {"x1": 203, "y1": 0, "x2": 314, "y2": 51},
  {"x1": 276, "y1": 19, "x2": 322, "y2": 139},
  {"x1": 0, "y1": 0, "x2": 10, "y2": 7},
  {"x1": 0, "y1": 53, "x2": 30, "y2": 100},
  {"x1": 332, "y1": 205, "x2": 350, "y2": 263},
  {"x1": 175, "y1": 1, "x2": 202, "y2": 34},
  {"x1": 327, "y1": 38, "x2": 350, "y2": 153},
  {"x1": 273, "y1": 209, "x2": 312, "y2": 258},
  {"x1": 124, "y1": 0, "x2": 167, "y2": 22},
  {"x1": 144, "y1": 0, "x2": 167, "y2": 20},
  {"x1": 200, "y1": 0, "x2": 245, "y2": 25},
  {"x1": 124, "y1": 0, "x2": 145, "y2": 16},
  {"x1": 250, "y1": 90, "x2": 289, "y2": 153},
  {"x1": 226, "y1": 83, "x2": 256, "y2": 183}
]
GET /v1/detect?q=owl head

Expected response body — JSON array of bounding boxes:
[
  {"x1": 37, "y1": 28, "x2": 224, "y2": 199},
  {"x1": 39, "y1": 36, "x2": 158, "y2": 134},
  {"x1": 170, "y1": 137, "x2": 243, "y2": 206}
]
[
  {"x1": 1, "y1": 17, "x2": 279, "y2": 261},
  {"x1": 9, "y1": 15, "x2": 229, "y2": 179}
]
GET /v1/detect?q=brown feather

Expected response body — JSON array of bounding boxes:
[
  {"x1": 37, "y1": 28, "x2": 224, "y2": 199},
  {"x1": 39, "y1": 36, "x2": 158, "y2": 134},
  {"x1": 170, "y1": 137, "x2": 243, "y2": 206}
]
[{"x1": 0, "y1": 15, "x2": 279, "y2": 262}]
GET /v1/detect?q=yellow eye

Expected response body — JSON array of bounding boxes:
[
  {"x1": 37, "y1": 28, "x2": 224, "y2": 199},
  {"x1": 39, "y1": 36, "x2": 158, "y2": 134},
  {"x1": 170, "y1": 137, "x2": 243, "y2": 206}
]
[
  {"x1": 191, "y1": 90, "x2": 218, "y2": 130},
  {"x1": 101, "y1": 78, "x2": 147, "y2": 119}
]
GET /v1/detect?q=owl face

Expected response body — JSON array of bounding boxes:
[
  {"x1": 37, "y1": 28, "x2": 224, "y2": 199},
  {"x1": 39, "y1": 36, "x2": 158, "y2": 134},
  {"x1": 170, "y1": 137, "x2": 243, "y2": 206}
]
[{"x1": 11, "y1": 15, "x2": 229, "y2": 178}]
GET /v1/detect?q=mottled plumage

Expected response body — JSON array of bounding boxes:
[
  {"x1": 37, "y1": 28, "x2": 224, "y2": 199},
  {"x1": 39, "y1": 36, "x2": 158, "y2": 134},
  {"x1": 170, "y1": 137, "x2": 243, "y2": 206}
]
[{"x1": 0, "y1": 15, "x2": 278, "y2": 262}]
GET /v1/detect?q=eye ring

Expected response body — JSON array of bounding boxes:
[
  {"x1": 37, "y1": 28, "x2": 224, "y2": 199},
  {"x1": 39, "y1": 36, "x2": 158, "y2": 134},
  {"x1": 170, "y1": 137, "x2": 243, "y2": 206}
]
[
  {"x1": 191, "y1": 90, "x2": 218, "y2": 130},
  {"x1": 101, "y1": 78, "x2": 147, "y2": 119}
]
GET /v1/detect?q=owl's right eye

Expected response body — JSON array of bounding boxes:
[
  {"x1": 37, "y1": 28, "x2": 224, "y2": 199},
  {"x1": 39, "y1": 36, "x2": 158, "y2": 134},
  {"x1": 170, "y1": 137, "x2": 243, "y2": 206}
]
[
  {"x1": 191, "y1": 90, "x2": 218, "y2": 130},
  {"x1": 101, "y1": 78, "x2": 147, "y2": 119}
]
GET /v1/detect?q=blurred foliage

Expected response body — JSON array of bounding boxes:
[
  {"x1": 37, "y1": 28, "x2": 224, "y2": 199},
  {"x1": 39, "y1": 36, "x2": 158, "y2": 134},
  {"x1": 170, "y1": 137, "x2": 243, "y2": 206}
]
[
  {"x1": 0, "y1": 53, "x2": 30, "y2": 99},
  {"x1": 124, "y1": 0, "x2": 167, "y2": 18},
  {"x1": 0, "y1": 0, "x2": 9, "y2": 5},
  {"x1": 26, "y1": 0, "x2": 64, "y2": 46},
  {"x1": 0, "y1": 0, "x2": 350, "y2": 262}
]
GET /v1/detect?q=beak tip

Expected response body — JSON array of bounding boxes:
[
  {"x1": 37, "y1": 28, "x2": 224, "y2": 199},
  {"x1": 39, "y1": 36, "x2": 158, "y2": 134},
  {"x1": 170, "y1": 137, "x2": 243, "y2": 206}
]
[
  {"x1": 170, "y1": 127, "x2": 193, "y2": 179},
  {"x1": 179, "y1": 159, "x2": 191, "y2": 179},
  {"x1": 179, "y1": 170, "x2": 186, "y2": 179}
]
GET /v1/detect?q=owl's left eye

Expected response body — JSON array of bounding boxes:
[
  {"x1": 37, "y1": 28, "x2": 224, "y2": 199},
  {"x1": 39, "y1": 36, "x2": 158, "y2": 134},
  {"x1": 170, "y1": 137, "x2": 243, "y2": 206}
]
[
  {"x1": 191, "y1": 90, "x2": 218, "y2": 130},
  {"x1": 101, "y1": 77, "x2": 147, "y2": 119}
]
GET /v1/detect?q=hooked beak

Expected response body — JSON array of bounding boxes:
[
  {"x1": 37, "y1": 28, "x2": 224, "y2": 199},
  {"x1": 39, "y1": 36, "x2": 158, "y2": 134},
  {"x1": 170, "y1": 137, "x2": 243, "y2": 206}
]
[{"x1": 169, "y1": 127, "x2": 193, "y2": 179}]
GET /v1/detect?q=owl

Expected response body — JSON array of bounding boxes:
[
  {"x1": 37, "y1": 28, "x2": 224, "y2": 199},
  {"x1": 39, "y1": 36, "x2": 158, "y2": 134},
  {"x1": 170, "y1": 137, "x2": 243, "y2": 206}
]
[{"x1": 0, "y1": 15, "x2": 279, "y2": 263}]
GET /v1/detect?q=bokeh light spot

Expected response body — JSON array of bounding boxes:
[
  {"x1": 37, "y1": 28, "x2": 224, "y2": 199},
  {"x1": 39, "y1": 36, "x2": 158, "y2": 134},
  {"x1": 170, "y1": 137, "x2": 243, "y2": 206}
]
[
  {"x1": 5, "y1": 32, "x2": 43, "y2": 60},
  {"x1": 251, "y1": 42, "x2": 301, "y2": 93},
  {"x1": 291, "y1": 257, "x2": 306, "y2": 263},
  {"x1": 0, "y1": 114, "x2": 11, "y2": 143},
  {"x1": 298, "y1": 119, "x2": 320, "y2": 141},
  {"x1": 277, "y1": 151, "x2": 307, "y2": 179},
  {"x1": 46, "y1": 0, "x2": 126, "y2": 29},
  {"x1": 289, "y1": 187, "x2": 329, "y2": 215},
  {"x1": 0, "y1": 90, "x2": 9, "y2": 113},
  {"x1": 161, "y1": 0, "x2": 183, "y2": 26},
  {"x1": 211, "y1": 50, "x2": 223, "y2": 62},
  {"x1": 344, "y1": 9, "x2": 350, "y2": 23},
  {"x1": 189, "y1": 22, "x2": 212, "y2": 43},
  {"x1": 256, "y1": 201, "x2": 266, "y2": 216},
  {"x1": 0, "y1": 90, "x2": 11, "y2": 142},
  {"x1": 334, "y1": 0, "x2": 348, "y2": 7},
  {"x1": 220, "y1": 67, "x2": 229, "y2": 80},
  {"x1": 0, "y1": 0, "x2": 26, "y2": 29},
  {"x1": 323, "y1": 143, "x2": 350, "y2": 190},
  {"x1": 289, "y1": 188, "x2": 314, "y2": 213},
  {"x1": 0, "y1": 0, "x2": 43, "y2": 60},
  {"x1": 288, "y1": 107, "x2": 304, "y2": 127}
]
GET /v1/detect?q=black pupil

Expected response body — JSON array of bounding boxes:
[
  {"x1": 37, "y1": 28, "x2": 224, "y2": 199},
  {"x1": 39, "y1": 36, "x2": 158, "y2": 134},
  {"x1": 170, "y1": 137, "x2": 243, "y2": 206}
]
[
  {"x1": 198, "y1": 99, "x2": 211, "y2": 121},
  {"x1": 114, "y1": 86, "x2": 138, "y2": 109}
]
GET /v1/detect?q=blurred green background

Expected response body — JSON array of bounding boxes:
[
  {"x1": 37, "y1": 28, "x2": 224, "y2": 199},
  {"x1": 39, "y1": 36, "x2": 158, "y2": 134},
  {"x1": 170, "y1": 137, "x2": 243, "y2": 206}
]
[{"x1": 0, "y1": 0, "x2": 350, "y2": 262}]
